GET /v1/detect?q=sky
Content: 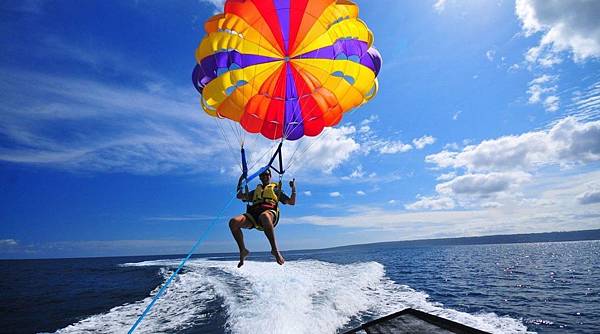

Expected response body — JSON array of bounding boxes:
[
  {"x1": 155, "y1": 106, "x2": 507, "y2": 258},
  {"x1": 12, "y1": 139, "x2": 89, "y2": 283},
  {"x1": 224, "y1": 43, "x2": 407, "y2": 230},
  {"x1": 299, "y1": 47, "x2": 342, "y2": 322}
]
[{"x1": 1, "y1": 0, "x2": 599, "y2": 259}]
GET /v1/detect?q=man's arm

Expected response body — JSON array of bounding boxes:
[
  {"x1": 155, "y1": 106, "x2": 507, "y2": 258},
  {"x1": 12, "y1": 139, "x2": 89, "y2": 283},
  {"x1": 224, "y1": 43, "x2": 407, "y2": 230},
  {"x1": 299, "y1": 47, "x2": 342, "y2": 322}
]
[
  {"x1": 236, "y1": 174, "x2": 250, "y2": 201},
  {"x1": 280, "y1": 179, "x2": 296, "y2": 205}
]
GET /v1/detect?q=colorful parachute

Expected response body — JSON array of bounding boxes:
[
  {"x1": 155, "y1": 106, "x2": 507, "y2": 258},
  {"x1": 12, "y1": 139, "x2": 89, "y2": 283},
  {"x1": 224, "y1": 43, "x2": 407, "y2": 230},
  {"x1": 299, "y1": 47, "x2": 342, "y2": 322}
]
[{"x1": 193, "y1": 0, "x2": 382, "y2": 141}]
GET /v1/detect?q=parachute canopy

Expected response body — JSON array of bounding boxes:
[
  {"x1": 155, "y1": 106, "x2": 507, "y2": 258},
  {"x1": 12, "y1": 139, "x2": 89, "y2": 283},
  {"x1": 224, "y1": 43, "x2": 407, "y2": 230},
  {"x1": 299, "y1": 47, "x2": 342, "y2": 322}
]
[{"x1": 193, "y1": 0, "x2": 382, "y2": 141}]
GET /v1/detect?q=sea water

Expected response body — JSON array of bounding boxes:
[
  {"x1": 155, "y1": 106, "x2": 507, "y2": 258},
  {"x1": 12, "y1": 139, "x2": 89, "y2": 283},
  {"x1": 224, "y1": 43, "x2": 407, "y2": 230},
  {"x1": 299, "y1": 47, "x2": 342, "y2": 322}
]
[{"x1": 1, "y1": 240, "x2": 598, "y2": 333}]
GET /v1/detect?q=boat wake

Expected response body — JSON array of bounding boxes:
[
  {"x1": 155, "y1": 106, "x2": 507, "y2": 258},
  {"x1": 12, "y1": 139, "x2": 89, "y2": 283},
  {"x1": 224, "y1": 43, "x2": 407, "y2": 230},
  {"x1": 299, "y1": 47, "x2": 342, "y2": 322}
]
[{"x1": 52, "y1": 259, "x2": 531, "y2": 334}]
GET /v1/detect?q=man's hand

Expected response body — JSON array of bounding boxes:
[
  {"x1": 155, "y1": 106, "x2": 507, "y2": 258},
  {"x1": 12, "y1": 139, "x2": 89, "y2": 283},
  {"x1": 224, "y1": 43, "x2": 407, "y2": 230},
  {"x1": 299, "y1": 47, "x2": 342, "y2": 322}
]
[{"x1": 289, "y1": 178, "x2": 296, "y2": 190}]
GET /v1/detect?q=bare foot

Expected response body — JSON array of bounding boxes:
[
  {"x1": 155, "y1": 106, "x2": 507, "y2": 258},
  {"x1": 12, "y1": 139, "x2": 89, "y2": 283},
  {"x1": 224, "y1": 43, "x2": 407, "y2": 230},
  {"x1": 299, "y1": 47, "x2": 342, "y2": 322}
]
[
  {"x1": 237, "y1": 249, "x2": 249, "y2": 268},
  {"x1": 271, "y1": 250, "x2": 285, "y2": 265}
]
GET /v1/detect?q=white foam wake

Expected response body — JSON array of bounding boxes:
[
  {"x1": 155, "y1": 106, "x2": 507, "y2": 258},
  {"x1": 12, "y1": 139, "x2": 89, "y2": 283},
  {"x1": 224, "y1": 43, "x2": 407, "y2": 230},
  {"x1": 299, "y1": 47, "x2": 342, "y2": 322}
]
[{"x1": 52, "y1": 259, "x2": 532, "y2": 334}]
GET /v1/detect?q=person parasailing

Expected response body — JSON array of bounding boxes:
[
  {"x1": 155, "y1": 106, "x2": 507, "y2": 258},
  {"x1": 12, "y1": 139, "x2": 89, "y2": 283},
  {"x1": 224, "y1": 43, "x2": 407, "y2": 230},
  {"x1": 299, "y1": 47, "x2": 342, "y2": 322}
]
[
  {"x1": 192, "y1": 0, "x2": 382, "y2": 267},
  {"x1": 229, "y1": 168, "x2": 296, "y2": 267}
]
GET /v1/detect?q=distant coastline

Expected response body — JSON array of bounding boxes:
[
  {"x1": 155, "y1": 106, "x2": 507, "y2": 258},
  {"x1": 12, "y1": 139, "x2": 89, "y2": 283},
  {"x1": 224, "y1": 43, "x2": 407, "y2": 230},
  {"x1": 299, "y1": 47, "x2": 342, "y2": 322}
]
[
  {"x1": 325, "y1": 229, "x2": 600, "y2": 251},
  {"x1": 3, "y1": 229, "x2": 599, "y2": 260}
]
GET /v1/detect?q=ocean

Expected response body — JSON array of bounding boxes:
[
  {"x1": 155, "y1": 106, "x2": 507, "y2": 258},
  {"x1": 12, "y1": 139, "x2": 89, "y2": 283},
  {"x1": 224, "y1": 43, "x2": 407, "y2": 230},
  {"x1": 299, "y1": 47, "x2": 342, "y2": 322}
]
[{"x1": 1, "y1": 240, "x2": 599, "y2": 334}]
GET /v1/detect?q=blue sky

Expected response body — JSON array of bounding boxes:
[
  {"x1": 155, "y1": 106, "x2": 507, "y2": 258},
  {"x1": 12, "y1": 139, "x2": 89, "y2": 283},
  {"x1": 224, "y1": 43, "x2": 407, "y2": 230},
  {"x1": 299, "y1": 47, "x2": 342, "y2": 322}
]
[{"x1": 1, "y1": 0, "x2": 599, "y2": 259}]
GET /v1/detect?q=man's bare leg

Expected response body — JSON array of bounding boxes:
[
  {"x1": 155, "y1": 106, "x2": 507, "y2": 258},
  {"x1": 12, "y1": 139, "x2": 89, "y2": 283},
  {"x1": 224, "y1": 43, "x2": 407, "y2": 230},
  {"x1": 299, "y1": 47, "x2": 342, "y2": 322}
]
[
  {"x1": 259, "y1": 212, "x2": 285, "y2": 265},
  {"x1": 229, "y1": 215, "x2": 250, "y2": 268}
]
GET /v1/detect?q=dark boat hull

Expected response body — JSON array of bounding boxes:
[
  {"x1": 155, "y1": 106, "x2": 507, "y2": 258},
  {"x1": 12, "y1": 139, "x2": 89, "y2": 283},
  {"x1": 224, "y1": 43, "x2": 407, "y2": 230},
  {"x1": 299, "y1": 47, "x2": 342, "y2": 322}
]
[{"x1": 342, "y1": 308, "x2": 491, "y2": 334}]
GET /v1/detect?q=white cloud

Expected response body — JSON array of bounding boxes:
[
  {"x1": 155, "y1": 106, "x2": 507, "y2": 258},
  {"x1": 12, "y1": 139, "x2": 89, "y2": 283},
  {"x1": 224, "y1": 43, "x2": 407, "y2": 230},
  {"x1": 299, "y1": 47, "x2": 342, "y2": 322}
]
[
  {"x1": 577, "y1": 188, "x2": 600, "y2": 205},
  {"x1": 329, "y1": 192, "x2": 341, "y2": 197},
  {"x1": 444, "y1": 142, "x2": 460, "y2": 150},
  {"x1": 356, "y1": 190, "x2": 366, "y2": 196},
  {"x1": 200, "y1": 0, "x2": 226, "y2": 10},
  {"x1": 405, "y1": 196, "x2": 455, "y2": 211},
  {"x1": 0, "y1": 69, "x2": 226, "y2": 175},
  {"x1": 426, "y1": 117, "x2": 600, "y2": 172},
  {"x1": 516, "y1": 0, "x2": 600, "y2": 63},
  {"x1": 433, "y1": 0, "x2": 447, "y2": 13},
  {"x1": 314, "y1": 203, "x2": 336, "y2": 209},
  {"x1": 341, "y1": 165, "x2": 365, "y2": 180},
  {"x1": 543, "y1": 95, "x2": 560, "y2": 112},
  {"x1": 436, "y1": 172, "x2": 456, "y2": 181},
  {"x1": 421, "y1": 117, "x2": 600, "y2": 212},
  {"x1": 569, "y1": 80, "x2": 600, "y2": 121},
  {"x1": 527, "y1": 74, "x2": 559, "y2": 112},
  {"x1": 0, "y1": 68, "x2": 360, "y2": 177},
  {"x1": 452, "y1": 111, "x2": 462, "y2": 121},
  {"x1": 351, "y1": 115, "x2": 435, "y2": 156},
  {"x1": 290, "y1": 170, "x2": 600, "y2": 236},
  {"x1": 388, "y1": 199, "x2": 396, "y2": 204},
  {"x1": 413, "y1": 135, "x2": 436, "y2": 149},
  {"x1": 0, "y1": 239, "x2": 18, "y2": 247},
  {"x1": 436, "y1": 172, "x2": 532, "y2": 196},
  {"x1": 360, "y1": 115, "x2": 379, "y2": 126},
  {"x1": 284, "y1": 126, "x2": 360, "y2": 174},
  {"x1": 378, "y1": 141, "x2": 413, "y2": 154},
  {"x1": 486, "y1": 50, "x2": 496, "y2": 61},
  {"x1": 303, "y1": 191, "x2": 312, "y2": 196},
  {"x1": 481, "y1": 202, "x2": 503, "y2": 208}
]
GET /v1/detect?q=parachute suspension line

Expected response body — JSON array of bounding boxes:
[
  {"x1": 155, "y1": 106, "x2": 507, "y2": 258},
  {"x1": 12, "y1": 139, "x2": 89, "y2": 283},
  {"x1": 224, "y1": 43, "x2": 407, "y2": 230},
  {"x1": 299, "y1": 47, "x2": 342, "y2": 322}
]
[
  {"x1": 214, "y1": 117, "x2": 242, "y2": 172},
  {"x1": 285, "y1": 102, "x2": 329, "y2": 170},
  {"x1": 286, "y1": 127, "x2": 334, "y2": 173},
  {"x1": 245, "y1": 140, "x2": 280, "y2": 175},
  {"x1": 242, "y1": 140, "x2": 285, "y2": 184},
  {"x1": 227, "y1": 117, "x2": 244, "y2": 148},
  {"x1": 285, "y1": 53, "x2": 353, "y2": 170},
  {"x1": 128, "y1": 193, "x2": 238, "y2": 334}
]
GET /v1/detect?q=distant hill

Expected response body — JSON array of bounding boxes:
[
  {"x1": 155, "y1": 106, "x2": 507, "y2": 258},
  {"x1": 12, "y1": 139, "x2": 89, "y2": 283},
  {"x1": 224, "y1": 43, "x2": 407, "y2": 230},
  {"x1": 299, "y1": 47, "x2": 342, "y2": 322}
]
[{"x1": 327, "y1": 229, "x2": 600, "y2": 251}]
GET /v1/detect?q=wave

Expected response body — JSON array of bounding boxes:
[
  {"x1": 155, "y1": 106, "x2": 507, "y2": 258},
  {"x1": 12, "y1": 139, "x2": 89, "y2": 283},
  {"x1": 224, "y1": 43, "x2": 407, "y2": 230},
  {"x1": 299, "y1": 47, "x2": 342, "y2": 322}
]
[{"x1": 52, "y1": 259, "x2": 531, "y2": 334}]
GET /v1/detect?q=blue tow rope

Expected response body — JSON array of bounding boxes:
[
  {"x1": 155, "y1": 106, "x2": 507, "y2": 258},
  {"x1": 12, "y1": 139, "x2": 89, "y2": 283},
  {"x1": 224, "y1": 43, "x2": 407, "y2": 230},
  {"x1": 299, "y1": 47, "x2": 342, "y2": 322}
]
[
  {"x1": 128, "y1": 195, "x2": 237, "y2": 333},
  {"x1": 129, "y1": 146, "x2": 282, "y2": 333}
]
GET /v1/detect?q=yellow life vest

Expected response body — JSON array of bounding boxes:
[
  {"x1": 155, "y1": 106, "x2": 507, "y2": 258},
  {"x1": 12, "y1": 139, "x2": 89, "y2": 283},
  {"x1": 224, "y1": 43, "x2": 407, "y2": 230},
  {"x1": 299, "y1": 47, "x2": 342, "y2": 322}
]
[{"x1": 252, "y1": 182, "x2": 279, "y2": 206}]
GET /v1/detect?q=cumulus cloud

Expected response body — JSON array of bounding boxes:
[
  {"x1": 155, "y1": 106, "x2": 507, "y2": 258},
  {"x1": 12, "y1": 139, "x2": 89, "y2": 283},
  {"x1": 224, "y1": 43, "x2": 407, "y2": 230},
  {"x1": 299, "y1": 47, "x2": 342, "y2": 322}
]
[
  {"x1": 577, "y1": 188, "x2": 600, "y2": 205},
  {"x1": 516, "y1": 0, "x2": 600, "y2": 63},
  {"x1": 426, "y1": 117, "x2": 600, "y2": 172},
  {"x1": 356, "y1": 190, "x2": 366, "y2": 196},
  {"x1": 486, "y1": 50, "x2": 496, "y2": 61},
  {"x1": 377, "y1": 141, "x2": 413, "y2": 154},
  {"x1": 284, "y1": 126, "x2": 360, "y2": 174},
  {"x1": 543, "y1": 95, "x2": 560, "y2": 112},
  {"x1": 418, "y1": 117, "x2": 600, "y2": 211},
  {"x1": 374, "y1": 135, "x2": 435, "y2": 154},
  {"x1": 436, "y1": 172, "x2": 532, "y2": 196},
  {"x1": 527, "y1": 75, "x2": 556, "y2": 103},
  {"x1": 413, "y1": 135, "x2": 436, "y2": 149},
  {"x1": 444, "y1": 142, "x2": 460, "y2": 150},
  {"x1": 303, "y1": 191, "x2": 312, "y2": 196},
  {"x1": 329, "y1": 192, "x2": 341, "y2": 197},
  {"x1": 290, "y1": 171, "x2": 600, "y2": 237},
  {"x1": 527, "y1": 74, "x2": 559, "y2": 112},
  {"x1": 436, "y1": 172, "x2": 456, "y2": 181},
  {"x1": 405, "y1": 195, "x2": 455, "y2": 211}
]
